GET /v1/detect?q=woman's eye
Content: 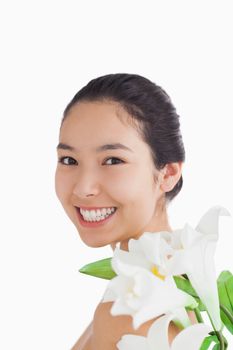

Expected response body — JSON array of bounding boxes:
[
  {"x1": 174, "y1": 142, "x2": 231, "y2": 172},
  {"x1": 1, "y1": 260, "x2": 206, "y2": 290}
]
[
  {"x1": 58, "y1": 156, "x2": 124, "y2": 166},
  {"x1": 58, "y1": 156, "x2": 77, "y2": 165},
  {"x1": 104, "y1": 157, "x2": 124, "y2": 165}
]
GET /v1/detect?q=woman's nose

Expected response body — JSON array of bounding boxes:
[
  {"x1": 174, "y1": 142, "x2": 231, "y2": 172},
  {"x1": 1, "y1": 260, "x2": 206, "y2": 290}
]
[{"x1": 72, "y1": 171, "x2": 100, "y2": 198}]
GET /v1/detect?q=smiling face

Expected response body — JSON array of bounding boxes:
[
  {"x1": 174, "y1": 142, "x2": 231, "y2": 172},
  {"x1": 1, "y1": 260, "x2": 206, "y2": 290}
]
[{"x1": 55, "y1": 100, "x2": 172, "y2": 250}]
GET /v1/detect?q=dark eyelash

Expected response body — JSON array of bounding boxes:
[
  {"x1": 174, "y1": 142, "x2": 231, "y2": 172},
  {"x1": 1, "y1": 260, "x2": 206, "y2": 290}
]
[
  {"x1": 58, "y1": 156, "x2": 77, "y2": 165},
  {"x1": 104, "y1": 157, "x2": 124, "y2": 165},
  {"x1": 57, "y1": 156, "x2": 124, "y2": 166}
]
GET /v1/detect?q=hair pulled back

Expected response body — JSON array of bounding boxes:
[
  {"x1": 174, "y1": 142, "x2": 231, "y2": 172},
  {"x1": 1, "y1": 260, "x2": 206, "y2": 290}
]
[{"x1": 61, "y1": 73, "x2": 185, "y2": 204}]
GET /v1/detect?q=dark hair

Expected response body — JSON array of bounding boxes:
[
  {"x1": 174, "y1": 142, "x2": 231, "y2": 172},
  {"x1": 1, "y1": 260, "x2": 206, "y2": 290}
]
[{"x1": 61, "y1": 73, "x2": 185, "y2": 205}]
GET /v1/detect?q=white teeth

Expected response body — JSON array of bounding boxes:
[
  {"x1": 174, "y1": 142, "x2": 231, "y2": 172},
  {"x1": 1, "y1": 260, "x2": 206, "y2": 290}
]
[
  {"x1": 90, "y1": 210, "x2": 96, "y2": 219},
  {"x1": 80, "y1": 207, "x2": 116, "y2": 222},
  {"x1": 85, "y1": 211, "x2": 91, "y2": 220},
  {"x1": 101, "y1": 208, "x2": 107, "y2": 215}
]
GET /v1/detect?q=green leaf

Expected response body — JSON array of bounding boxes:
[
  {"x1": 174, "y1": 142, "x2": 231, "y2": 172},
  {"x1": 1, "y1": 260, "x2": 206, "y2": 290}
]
[
  {"x1": 199, "y1": 334, "x2": 219, "y2": 350},
  {"x1": 174, "y1": 275, "x2": 206, "y2": 311},
  {"x1": 226, "y1": 273, "x2": 233, "y2": 310},
  {"x1": 217, "y1": 270, "x2": 233, "y2": 334},
  {"x1": 79, "y1": 257, "x2": 116, "y2": 280},
  {"x1": 212, "y1": 343, "x2": 220, "y2": 350},
  {"x1": 173, "y1": 275, "x2": 199, "y2": 297}
]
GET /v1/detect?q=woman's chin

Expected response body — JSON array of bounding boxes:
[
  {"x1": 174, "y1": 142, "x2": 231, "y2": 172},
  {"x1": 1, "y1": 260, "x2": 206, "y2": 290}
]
[{"x1": 78, "y1": 234, "x2": 112, "y2": 248}]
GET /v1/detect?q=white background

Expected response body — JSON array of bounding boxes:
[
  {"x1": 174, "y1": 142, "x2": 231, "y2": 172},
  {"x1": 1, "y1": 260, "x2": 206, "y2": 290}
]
[{"x1": 0, "y1": 1, "x2": 232, "y2": 349}]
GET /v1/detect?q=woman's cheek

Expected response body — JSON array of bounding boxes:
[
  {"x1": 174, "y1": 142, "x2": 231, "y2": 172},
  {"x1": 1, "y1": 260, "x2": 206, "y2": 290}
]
[
  {"x1": 55, "y1": 171, "x2": 70, "y2": 202},
  {"x1": 54, "y1": 170, "x2": 62, "y2": 200},
  {"x1": 104, "y1": 171, "x2": 138, "y2": 200}
]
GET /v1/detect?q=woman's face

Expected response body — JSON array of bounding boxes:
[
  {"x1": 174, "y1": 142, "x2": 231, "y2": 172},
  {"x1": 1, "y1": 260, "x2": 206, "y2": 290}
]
[{"x1": 55, "y1": 100, "x2": 167, "y2": 249}]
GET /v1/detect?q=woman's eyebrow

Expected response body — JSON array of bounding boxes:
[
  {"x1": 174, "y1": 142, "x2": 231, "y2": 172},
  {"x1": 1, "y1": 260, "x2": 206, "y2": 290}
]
[{"x1": 56, "y1": 142, "x2": 134, "y2": 153}]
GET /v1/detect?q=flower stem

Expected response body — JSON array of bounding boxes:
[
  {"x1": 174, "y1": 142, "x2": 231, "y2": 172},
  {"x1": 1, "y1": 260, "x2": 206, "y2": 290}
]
[
  {"x1": 194, "y1": 307, "x2": 204, "y2": 323},
  {"x1": 215, "y1": 330, "x2": 225, "y2": 350},
  {"x1": 205, "y1": 310, "x2": 225, "y2": 349}
]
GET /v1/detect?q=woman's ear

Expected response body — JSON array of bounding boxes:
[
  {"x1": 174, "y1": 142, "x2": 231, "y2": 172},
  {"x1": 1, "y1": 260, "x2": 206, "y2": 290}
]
[{"x1": 160, "y1": 162, "x2": 183, "y2": 192}]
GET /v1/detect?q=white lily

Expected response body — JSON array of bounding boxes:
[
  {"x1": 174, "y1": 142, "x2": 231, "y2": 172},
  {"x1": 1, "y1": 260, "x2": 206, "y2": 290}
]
[
  {"x1": 158, "y1": 205, "x2": 231, "y2": 331},
  {"x1": 102, "y1": 255, "x2": 198, "y2": 330},
  {"x1": 116, "y1": 312, "x2": 212, "y2": 350},
  {"x1": 103, "y1": 205, "x2": 230, "y2": 332},
  {"x1": 104, "y1": 205, "x2": 230, "y2": 331}
]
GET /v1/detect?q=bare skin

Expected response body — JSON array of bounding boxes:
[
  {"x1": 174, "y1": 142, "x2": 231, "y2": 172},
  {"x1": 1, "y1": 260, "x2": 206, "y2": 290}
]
[
  {"x1": 70, "y1": 302, "x2": 197, "y2": 350},
  {"x1": 55, "y1": 100, "x2": 189, "y2": 350}
]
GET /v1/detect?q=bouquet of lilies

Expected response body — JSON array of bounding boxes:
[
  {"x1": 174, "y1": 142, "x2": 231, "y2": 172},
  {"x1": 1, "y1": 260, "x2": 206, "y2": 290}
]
[{"x1": 79, "y1": 206, "x2": 233, "y2": 349}]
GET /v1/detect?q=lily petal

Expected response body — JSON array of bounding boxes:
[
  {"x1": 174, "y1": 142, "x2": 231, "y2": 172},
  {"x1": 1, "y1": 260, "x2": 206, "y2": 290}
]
[
  {"x1": 147, "y1": 313, "x2": 176, "y2": 349},
  {"x1": 195, "y1": 205, "x2": 231, "y2": 237},
  {"x1": 137, "y1": 232, "x2": 174, "y2": 267},
  {"x1": 103, "y1": 257, "x2": 197, "y2": 330},
  {"x1": 117, "y1": 334, "x2": 148, "y2": 350},
  {"x1": 171, "y1": 323, "x2": 212, "y2": 350},
  {"x1": 112, "y1": 246, "x2": 151, "y2": 271},
  {"x1": 164, "y1": 206, "x2": 231, "y2": 331},
  {"x1": 117, "y1": 313, "x2": 211, "y2": 350},
  {"x1": 148, "y1": 313, "x2": 211, "y2": 350}
]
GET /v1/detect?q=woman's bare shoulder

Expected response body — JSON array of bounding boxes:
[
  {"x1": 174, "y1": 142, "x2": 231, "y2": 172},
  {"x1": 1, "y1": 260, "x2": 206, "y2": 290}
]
[
  {"x1": 70, "y1": 302, "x2": 197, "y2": 350},
  {"x1": 92, "y1": 301, "x2": 198, "y2": 350},
  {"x1": 70, "y1": 321, "x2": 93, "y2": 350}
]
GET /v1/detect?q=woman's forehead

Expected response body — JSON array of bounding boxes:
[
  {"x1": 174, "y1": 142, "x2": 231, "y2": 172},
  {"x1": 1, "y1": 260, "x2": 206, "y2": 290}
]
[
  {"x1": 60, "y1": 101, "x2": 143, "y2": 143},
  {"x1": 58, "y1": 110, "x2": 154, "y2": 164}
]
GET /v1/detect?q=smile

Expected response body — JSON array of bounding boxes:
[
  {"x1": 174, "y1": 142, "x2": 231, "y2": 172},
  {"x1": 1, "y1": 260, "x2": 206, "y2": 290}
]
[{"x1": 75, "y1": 207, "x2": 117, "y2": 228}]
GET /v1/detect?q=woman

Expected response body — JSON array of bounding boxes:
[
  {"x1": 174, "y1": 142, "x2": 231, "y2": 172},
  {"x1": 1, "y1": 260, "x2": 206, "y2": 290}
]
[{"x1": 55, "y1": 73, "x2": 197, "y2": 349}]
